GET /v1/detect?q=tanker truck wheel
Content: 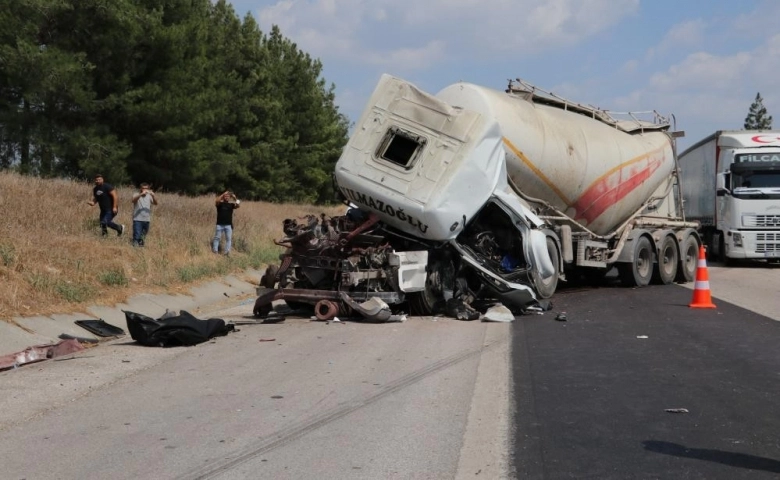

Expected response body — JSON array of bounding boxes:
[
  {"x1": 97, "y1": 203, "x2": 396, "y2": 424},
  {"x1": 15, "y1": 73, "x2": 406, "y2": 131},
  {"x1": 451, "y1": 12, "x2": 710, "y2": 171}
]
[
  {"x1": 409, "y1": 258, "x2": 454, "y2": 316},
  {"x1": 618, "y1": 236, "x2": 653, "y2": 287},
  {"x1": 652, "y1": 235, "x2": 678, "y2": 285},
  {"x1": 533, "y1": 237, "x2": 559, "y2": 298},
  {"x1": 675, "y1": 235, "x2": 699, "y2": 283}
]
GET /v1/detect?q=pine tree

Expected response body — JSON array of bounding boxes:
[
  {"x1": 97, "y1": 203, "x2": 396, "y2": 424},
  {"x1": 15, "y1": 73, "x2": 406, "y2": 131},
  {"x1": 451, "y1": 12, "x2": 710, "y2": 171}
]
[{"x1": 744, "y1": 92, "x2": 773, "y2": 130}]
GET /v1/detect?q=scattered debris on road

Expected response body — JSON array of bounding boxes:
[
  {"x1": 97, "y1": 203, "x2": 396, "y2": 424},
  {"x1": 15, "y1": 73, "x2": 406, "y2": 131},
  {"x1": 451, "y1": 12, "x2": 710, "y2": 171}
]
[
  {"x1": 0, "y1": 339, "x2": 85, "y2": 371},
  {"x1": 664, "y1": 408, "x2": 690, "y2": 414},
  {"x1": 481, "y1": 305, "x2": 515, "y2": 323},
  {"x1": 125, "y1": 310, "x2": 235, "y2": 347},
  {"x1": 75, "y1": 319, "x2": 125, "y2": 337}
]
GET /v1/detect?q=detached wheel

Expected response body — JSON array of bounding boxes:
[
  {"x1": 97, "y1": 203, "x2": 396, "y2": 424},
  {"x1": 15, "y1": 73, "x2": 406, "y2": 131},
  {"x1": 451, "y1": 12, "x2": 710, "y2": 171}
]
[
  {"x1": 409, "y1": 258, "x2": 454, "y2": 316},
  {"x1": 676, "y1": 235, "x2": 698, "y2": 283},
  {"x1": 618, "y1": 236, "x2": 654, "y2": 287},
  {"x1": 533, "y1": 237, "x2": 559, "y2": 298},
  {"x1": 652, "y1": 235, "x2": 678, "y2": 285}
]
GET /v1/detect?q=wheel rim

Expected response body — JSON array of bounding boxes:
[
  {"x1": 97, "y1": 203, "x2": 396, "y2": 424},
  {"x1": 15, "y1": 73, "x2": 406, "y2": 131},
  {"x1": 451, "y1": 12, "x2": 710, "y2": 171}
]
[
  {"x1": 661, "y1": 243, "x2": 677, "y2": 277},
  {"x1": 637, "y1": 246, "x2": 652, "y2": 278},
  {"x1": 684, "y1": 239, "x2": 697, "y2": 277}
]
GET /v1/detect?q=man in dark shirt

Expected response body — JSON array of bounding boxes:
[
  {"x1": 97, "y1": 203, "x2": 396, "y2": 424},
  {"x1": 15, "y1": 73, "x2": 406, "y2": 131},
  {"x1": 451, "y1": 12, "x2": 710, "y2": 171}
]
[
  {"x1": 87, "y1": 174, "x2": 124, "y2": 236},
  {"x1": 212, "y1": 190, "x2": 240, "y2": 255}
]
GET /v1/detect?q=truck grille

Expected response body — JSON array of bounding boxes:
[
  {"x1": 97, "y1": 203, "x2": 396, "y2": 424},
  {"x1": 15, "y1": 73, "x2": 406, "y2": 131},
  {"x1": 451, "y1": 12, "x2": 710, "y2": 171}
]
[
  {"x1": 743, "y1": 215, "x2": 780, "y2": 227},
  {"x1": 756, "y1": 233, "x2": 780, "y2": 253}
]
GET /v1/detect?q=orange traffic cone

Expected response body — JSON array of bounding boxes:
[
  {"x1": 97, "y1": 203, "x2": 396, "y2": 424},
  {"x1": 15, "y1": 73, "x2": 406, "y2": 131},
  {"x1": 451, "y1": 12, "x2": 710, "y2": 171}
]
[{"x1": 689, "y1": 245, "x2": 716, "y2": 309}]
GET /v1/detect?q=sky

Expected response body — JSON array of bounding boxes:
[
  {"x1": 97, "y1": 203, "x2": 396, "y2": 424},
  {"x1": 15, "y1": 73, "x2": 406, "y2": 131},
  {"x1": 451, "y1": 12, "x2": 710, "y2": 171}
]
[{"x1": 228, "y1": 0, "x2": 780, "y2": 152}]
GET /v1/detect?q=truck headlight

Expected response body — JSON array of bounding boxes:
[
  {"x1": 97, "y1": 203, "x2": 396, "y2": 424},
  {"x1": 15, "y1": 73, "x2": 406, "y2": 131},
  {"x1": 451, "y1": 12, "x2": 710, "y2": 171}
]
[{"x1": 732, "y1": 232, "x2": 743, "y2": 247}]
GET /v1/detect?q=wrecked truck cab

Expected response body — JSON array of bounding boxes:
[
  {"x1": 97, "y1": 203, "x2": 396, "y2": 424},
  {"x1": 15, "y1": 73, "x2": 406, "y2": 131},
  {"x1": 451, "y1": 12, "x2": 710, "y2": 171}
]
[
  {"x1": 334, "y1": 74, "x2": 558, "y2": 313},
  {"x1": 451, "y1": 192, "x2": 558, "y2": 308}
]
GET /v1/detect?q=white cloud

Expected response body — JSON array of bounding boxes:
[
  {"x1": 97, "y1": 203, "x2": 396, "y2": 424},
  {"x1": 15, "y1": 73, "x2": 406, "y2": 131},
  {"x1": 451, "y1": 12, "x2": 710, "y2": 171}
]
[
  {"x1": 733, "y1": 0, "x2": 780, "y2": 38},
  {"x1": 647, "y1": 51, "x2": 753, "y2": 91},
  {"x1": 614, "y1": 31, "x2": 780, "y2": 146},
  {"x1": 256, "y1": 0, "x2": 639, "y2": 72},
  {"x1": 646, "y1": 19, "x2": 706, "y2": 60},
  {"x1": 365, "y1": 41, "x2": 447, "y2": 71}
]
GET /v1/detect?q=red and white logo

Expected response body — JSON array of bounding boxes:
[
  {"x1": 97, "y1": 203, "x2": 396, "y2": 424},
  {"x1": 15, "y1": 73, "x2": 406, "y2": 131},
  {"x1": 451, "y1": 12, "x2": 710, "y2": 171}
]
[{"x1": 751, "y1": 135, "x2": 780, "y2": 144}]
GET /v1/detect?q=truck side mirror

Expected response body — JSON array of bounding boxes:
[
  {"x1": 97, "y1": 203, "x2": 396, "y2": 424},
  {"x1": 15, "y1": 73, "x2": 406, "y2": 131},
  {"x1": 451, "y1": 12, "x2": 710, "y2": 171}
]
[{"x1": 716, "y1": 172, "x2": 730, "y2": 196}]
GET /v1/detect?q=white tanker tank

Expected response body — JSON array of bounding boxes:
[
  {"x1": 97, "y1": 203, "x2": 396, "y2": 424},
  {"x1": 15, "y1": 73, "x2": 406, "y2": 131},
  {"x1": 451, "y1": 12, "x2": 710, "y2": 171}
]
[
  {"x1": 334, "y1": 74, "x2": 701, "y2": 312},
  {"x1": 435, "y1": 82, "x2": 677, "y2": 236}
]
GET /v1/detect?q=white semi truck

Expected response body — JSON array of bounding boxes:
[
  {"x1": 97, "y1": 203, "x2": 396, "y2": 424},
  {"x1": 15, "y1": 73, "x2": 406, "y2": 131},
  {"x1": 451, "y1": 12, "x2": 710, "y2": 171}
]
[
  {"x1": 255, "y1": 75, "x2": 701, "y2": 318},
  {"x1": 679, "y1": 130, "x2": 780, "y2": 263}
]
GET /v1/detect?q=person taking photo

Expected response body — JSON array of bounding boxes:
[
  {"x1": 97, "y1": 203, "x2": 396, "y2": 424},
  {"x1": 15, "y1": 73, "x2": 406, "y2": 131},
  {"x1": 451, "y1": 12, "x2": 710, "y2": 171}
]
[{"x1": 131, "y1": 183, "x2": 158, "y2": 246}]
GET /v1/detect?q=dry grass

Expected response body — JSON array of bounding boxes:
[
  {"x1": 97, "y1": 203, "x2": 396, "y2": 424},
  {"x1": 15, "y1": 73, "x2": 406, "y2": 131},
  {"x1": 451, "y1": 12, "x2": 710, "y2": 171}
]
[{"x1": 0, "y1": 171, "x2": 344, "y2": 321}]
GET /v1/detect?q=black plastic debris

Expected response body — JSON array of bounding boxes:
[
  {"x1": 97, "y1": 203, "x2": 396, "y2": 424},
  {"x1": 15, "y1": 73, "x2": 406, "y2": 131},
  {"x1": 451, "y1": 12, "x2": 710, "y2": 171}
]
[
  {"x1": 555, "y1": 313, "x2": 567, "y2": 322},
  {"x1": 75, "y1": 319, "x2": 126, "y2": 337},
  {"x1": 124, "y1": 310, "x2": 235, "y2": 347}
]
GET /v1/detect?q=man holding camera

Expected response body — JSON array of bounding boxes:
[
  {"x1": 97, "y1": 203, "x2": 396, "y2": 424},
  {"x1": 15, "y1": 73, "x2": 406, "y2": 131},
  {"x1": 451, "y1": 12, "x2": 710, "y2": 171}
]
[
  {"x1": 213, "y1": 190, "x2": 240, "y2": 255},
  {"x1": 131, "y1": 183, "x2": 158, "y2": 247}
]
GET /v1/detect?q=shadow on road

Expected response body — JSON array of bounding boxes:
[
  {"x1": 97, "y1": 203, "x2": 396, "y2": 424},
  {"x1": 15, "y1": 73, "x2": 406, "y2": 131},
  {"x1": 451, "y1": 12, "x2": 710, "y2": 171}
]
[{"x1": 643, "y1": 440, "x2": 780, "y2": 474}]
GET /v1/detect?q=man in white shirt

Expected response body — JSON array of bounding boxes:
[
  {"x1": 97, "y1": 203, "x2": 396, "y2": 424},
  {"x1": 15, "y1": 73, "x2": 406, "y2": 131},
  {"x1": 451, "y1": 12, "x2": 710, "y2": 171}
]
[{"x1": 131, "y1": 183, "x2": 158, "y2": 246}]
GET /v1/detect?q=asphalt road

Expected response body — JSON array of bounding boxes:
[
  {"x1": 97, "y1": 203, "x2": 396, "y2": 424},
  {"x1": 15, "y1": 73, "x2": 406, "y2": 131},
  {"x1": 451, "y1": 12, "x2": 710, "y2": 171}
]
[
  {"x1": 0, "y1": 302, "x2": 511, "y2": 480},
  {"x1": 512, "y1": 283, "x2": 780, "y2": 480},
  {"x1": 1, "y1": 262, "x2": 779, "y2": 479}
]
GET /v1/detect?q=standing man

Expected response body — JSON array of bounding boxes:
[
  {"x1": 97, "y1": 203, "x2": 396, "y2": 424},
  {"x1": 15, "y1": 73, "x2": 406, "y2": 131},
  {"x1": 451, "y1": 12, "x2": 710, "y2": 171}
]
[
  {"x1": 87, "y1": 174, "x2": 124, "y2": 237},
  {"x1": 212, "y1": 190, "x2": 240, "y2": 255},
  {"x1": 131, "y1": 183, "x2": 158, "y2": 247}
]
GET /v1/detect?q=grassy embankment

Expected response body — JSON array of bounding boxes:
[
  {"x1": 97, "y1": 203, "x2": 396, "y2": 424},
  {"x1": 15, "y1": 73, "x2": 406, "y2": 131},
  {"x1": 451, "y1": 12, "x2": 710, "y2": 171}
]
[{"x1": 0, "y1": 171, "x2": 343, "y2": 322}]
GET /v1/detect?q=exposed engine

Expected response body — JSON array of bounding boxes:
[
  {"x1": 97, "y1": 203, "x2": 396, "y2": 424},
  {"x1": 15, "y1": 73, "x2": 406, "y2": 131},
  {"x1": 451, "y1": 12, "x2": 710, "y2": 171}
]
[
  {"x1": 271, "y1": 210, "x2": 397, "y2": 292},
  {"x1": 254, "y1": 202, "x2": 547, "y2": 321},
  {"x1": 254, "y1": 207, "x2": 426, "y2": 319}
]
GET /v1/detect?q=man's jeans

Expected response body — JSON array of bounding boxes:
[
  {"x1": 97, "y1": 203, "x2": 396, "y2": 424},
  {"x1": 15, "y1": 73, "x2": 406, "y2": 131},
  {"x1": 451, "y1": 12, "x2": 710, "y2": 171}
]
[
  {"x1": 212, "y1": 225, "x2": 233, "y2": 254},
  {"x1": 99, "y1": 210, "x2": 121, "y2": 235},
  {"x1": 132, "y1": 220, "x2": 150, "y2": 246}
]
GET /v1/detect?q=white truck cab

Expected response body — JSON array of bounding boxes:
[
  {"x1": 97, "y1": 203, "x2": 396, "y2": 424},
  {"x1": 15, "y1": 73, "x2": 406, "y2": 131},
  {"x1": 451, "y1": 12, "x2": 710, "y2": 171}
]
[{"x1": 681, "y1": 131, "x2": 780, "y2": 262}]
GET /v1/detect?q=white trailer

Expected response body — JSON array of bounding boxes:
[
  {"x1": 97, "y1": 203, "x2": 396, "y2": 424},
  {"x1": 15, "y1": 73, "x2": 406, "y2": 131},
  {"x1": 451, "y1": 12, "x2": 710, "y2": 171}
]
[
  {"x1": 330, "y1": 75, "x2": 700, "y2": 313},
  {"x1": 679, "y1": 130, "x2": 780, "y2": 263}
]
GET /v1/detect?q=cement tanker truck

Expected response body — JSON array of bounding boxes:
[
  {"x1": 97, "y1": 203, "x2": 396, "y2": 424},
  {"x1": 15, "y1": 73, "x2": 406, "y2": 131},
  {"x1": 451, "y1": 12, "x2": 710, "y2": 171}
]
[{"x1": 255, "y1": 74, "x2": 700, "y2": 318}]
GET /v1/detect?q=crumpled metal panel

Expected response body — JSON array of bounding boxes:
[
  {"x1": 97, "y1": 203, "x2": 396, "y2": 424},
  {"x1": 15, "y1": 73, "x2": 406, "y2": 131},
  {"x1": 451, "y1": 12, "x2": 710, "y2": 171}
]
[{"x1": 0, "y1": 339, "x2": 85, "y2": 371}]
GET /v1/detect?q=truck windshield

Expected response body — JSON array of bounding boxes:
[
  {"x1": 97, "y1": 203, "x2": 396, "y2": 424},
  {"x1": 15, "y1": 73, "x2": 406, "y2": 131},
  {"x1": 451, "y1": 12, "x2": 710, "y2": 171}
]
[{"x1": 732, "y1": 170, "x2": 780, "y2": 189}]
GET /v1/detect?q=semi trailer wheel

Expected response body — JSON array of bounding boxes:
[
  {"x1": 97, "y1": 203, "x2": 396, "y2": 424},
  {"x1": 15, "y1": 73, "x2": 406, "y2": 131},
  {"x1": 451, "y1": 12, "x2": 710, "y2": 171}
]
[
  {"x1": 676, "y1": 235, "x2": 699, "y2": 283},
  {"x1": 618, "y1": 236, "x2": 653, "y2": 287},
  {"x1": 652, "y1": 235, "x2": 678, "y2": 285}
]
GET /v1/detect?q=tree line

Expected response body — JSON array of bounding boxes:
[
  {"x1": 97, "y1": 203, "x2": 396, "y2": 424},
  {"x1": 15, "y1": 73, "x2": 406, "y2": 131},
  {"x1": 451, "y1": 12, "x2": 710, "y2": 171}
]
[{"x1": 0, "y1": 0, "x2": 349, "y2": 203}]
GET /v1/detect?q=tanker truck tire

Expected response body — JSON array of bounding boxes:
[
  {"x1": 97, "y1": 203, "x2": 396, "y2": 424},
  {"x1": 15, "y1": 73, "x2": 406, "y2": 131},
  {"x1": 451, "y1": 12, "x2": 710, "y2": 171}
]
[
  {"x1": 533, "y1": 237, "x2": 559, "y2": 298},
  {"x1": 676, "y1": 235, "x2": 698, "y2": 283},
  {"x1": 409, "y1": 258, "x2": 454, "y2": 316},
  {"x1": 652, "y1": 235, "x2": 678, "y2": 285},
  {"x1": 618, "y1": 236, "x2": 653, "y2": 287}
]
